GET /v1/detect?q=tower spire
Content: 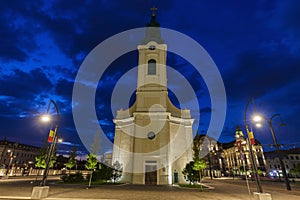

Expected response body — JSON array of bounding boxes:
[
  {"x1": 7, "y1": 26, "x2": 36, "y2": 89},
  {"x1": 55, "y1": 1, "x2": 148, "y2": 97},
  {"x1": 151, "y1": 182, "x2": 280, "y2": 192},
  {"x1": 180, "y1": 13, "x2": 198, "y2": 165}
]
[
  {"x1": 150, "y1": 6, "x2": 158, "y2": 16},
  {"x1": 146, "y1": 6, "x2": 160, "y2": 27},
  {"x1": 141, "y1": 6, "x2": 163, "y2": 44}
]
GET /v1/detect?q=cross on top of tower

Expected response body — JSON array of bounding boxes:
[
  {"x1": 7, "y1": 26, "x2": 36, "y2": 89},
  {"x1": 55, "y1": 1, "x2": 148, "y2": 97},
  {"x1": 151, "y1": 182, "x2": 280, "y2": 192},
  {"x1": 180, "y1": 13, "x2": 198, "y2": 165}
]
[{"x1": 150, "y1": 6, "x2": 158, "y2": 16}]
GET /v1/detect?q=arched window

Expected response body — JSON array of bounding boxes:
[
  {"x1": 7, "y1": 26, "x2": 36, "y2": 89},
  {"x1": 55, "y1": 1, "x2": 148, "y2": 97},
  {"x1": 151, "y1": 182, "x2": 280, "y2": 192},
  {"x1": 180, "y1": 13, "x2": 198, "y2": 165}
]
[{"x1": 148, "y1": 59, "x2": 156, "y2": 75}]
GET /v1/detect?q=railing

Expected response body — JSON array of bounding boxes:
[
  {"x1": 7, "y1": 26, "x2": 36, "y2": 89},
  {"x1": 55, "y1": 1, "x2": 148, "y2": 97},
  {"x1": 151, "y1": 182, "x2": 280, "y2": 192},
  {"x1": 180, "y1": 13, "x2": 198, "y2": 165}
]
[{"x1": 0, "y1": 168, "x2": 90, "y2": 177}]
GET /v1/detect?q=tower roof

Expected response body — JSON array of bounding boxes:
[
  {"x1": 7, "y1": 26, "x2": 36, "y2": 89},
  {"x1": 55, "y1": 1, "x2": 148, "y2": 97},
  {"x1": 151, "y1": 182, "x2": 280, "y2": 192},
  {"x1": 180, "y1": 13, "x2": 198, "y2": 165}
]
[
  {"x1": 235, "y1": 125, "x2": 244, "y2": 138},
  {"x1": 147, "y1": 6, "x2": 160, "y2": 27},
  {"x1": 141, "y1": 7, "x2": 164, "y2": 45}
]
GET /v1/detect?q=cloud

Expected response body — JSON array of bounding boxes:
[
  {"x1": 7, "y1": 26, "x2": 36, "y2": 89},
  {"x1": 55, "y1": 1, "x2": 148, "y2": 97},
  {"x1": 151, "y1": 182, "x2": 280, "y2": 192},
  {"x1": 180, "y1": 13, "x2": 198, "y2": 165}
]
[
  {"x1": 262, "y1": 0, "x2": 300, "y2": 53},
  {"x1": 0, "y1": 1, "x2": 44, "y2": 61},
  {"x1": 0, "y1": 68, "x2": 53, "y2": 99},
  {"x1": 0, "y1": 68, "x2": 54, "y2": 119},
  {"x1": 55, "y1": 78, "x2": 74, "y2": 102},
  {"x1": 99, "y1": 118, "x2": 113, "y2": 126},
  {"x1": 225, "y1": 50, "x2": 300, "y2": 100},
  {"x1": 0, "y1": 0, "x2": 299, "y2": 152}
]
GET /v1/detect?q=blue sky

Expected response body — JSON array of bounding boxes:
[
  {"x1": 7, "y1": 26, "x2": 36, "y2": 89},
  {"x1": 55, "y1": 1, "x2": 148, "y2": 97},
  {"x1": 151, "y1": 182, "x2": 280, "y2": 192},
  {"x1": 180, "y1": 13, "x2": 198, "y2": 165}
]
[{"x1": 0, "y1": 0, "x2": 300, "y2": 155}]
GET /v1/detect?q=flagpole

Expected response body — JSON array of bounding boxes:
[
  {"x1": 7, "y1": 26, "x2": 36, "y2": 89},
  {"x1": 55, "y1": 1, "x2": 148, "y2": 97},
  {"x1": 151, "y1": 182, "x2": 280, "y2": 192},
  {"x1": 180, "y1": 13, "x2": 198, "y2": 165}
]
[{"x1": 244, "y1": 97, "x2": 263, "y2": 193}]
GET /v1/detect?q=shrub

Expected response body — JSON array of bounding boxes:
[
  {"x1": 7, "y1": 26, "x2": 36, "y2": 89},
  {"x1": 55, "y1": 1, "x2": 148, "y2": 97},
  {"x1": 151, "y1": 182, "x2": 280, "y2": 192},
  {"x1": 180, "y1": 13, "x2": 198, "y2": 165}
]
[
  {"x1": 86, "y1": 170, "x2": 101, "y2": 181},
  {"x1": 60, "y1": 172, "x2": 83, "y2": 183}
]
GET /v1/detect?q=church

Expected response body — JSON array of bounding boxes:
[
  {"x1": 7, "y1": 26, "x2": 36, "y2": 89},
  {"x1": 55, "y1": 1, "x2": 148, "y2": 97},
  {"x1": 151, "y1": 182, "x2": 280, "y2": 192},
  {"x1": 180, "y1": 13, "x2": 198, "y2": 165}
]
[{"x1": 112, "y1": 10, "x2": 194, "y2": 185}]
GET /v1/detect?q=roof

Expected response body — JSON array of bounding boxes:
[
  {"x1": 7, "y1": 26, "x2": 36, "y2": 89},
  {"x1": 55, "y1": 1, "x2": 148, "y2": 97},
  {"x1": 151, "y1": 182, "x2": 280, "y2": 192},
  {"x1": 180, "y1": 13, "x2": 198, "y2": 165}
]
[
  {"x1": 265, "y1": 147, "x2": 300, "y2": 155},
  {"x1": 222, "y1": 140, "x2": 236, "y2": 149},
  {"x1": 141, "y1": 13, "x2": 164, "y2": 45},
  {"x1": 0, "y1": 140, "x2": 40, "y2": 149},
  {"x1": 115, "y1": 93, "x2": 192, "y2": 120}
]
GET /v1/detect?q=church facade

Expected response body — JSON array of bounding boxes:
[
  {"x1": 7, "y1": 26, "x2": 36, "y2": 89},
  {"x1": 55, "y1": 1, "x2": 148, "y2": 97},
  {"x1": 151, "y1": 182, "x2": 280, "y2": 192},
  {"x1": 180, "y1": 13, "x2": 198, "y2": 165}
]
[{"x1": 112, "y1": 12, "x2": 194, "y2": 185}]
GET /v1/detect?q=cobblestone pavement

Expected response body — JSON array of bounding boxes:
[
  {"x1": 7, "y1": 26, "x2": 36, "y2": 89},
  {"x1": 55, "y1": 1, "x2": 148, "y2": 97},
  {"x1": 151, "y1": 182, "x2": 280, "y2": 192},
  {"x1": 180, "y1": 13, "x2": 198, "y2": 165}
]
[{"x1": 0, "y1": 176, "x2": 299, "y2": 200}]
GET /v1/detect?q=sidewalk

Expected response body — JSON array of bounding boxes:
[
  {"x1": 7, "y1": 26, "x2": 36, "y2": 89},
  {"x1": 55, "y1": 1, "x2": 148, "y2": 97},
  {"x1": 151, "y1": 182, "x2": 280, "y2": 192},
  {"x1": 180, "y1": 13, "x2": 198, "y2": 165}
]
[{"x1": 0, "y1": 177, "x2": 299, "y2": 200}]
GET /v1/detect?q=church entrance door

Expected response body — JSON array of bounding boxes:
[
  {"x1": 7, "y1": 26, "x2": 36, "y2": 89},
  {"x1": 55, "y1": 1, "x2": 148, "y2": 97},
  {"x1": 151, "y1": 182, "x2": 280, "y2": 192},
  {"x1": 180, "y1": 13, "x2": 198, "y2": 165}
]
[{"x1": 145, "y1": 163, "x2": 157, "y2": 185}]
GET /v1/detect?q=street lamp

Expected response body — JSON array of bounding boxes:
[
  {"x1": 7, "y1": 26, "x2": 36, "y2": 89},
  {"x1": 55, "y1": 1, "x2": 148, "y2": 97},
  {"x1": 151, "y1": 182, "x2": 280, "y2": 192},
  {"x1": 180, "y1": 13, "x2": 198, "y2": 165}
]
[
  {"x1": 253, "y1": 113, "x2": 291, "y2": 190},
  {"x1": 4, "y1": 142, "x2": 17, "y2": 178},
  {"x1": 40, "y1": 99, "x2": 60, "y2": 186},
  {"x1": 244, "y1": 97, "x2": 263, "y2": 193},
  {"x1": 41, "y1": 114, "x2": 51, "y2": 122},
  {"x1": 207, "y1": 139, "x2": 214, "y2": 180},
  {"x1": 5, "y1": 149, "x2": 13, "y2": 177}
]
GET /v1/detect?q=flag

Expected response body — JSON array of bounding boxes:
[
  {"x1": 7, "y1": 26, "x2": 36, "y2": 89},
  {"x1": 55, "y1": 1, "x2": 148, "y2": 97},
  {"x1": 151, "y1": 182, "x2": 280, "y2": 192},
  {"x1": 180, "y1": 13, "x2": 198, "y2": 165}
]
[
  {"x1": 48, "y1": 130, "x2": 54, "y2": 143},
  {"x1": 249, "y1": 131, "x2": 255, "y2": 145}
]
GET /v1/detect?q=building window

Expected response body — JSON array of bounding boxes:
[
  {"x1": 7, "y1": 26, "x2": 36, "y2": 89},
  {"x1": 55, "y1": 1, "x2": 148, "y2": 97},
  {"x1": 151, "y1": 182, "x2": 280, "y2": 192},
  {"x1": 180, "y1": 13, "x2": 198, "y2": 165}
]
[
  {"x1": 290, "y1": 156, "x2": 294, "y2": 160},
  {"x1": 148, "y1": 59, "x2": 156, "y2": 75},
  {"x1": 296, "y1": 156, "x2": 299, "y2": 160},
  {"x1": 286, "y1": 165, "x2": 289, "y2": 169},
  {"x1": 258, "y1": 157, "x2": 264, "y2": 167}
]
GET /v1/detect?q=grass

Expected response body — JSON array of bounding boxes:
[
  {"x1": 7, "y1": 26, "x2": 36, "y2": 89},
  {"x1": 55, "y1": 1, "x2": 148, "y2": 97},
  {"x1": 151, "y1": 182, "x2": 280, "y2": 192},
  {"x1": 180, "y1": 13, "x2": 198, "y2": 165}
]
[
  {"x1": 59, "y1": 179, "x2": 124, "y2": 185},
  {"x1": 178, "y1": 183, "x2": 208, "y2": 189},
  {"x1": 87, "y1": 180, "x2": 124, "y2": 185}
]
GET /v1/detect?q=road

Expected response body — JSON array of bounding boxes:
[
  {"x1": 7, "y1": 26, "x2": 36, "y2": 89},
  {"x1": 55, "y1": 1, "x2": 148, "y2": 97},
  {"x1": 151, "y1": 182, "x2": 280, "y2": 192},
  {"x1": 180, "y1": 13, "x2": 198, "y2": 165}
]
[{"x1": 0, "y1": 176, "x2": 299, "y2": 200}]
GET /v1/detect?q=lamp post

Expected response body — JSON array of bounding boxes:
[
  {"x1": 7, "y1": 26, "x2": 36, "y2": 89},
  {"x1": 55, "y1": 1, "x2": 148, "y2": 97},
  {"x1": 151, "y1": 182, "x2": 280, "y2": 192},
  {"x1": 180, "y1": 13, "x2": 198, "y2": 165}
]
[
  {"x1": 5, "y1": 150, "x2": 14, "y2": 177},
  {"x1": 254, "y1": 113, "x2": 291, "y2": 190},
  {"x1": 244, "y1": 97, "x2": 263, "y2": 193},
  {"x1": 207, "y1": 148, "x2": 213, "y2": 180},
  {"x1": 206, "y1": 138, "x2": 214, "y2": 180},
  {"x1": 4, "y1": 142, "x2": 17, "y2": 178},
  {"x1": 40, "y1": 99, "x2": 60, "y2": 186}
]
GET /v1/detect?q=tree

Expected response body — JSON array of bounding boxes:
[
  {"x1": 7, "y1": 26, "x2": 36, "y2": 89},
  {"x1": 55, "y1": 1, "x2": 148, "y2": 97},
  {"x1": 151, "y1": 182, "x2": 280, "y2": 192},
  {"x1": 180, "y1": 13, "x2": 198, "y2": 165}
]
[
  {"x1": 35, "y1": 140, "x2": 56, "y2": 169},
  {"x1": 85, "y1": 153, "x2": 98, "y2": 188},
  {"x1": 193, "y1": 134, "x2": 202, "y2": 161},
  {"x1": 296, "y1": 163, "x2": 300, "y2": 173},
  {"x1": 257, "y1": 169, "x2": 263, "y2": 176},
  {"x1": 97, "y1": 163, "x2": 113, "y2": 182},
  {"x1": 193, "y1": 159, "x2": 207, "y2": 179},
  {"x1": 182, "y1": 160, "x2": 206, "y2": 185},
  {"x1": 111, "y1": 161, "x2": 122, "y2": 183},
  {"x1": 66, "y1": 146, "x2": 77, "y2": 173},
  {"x1": 290, "y1": 163, "x2": 300, "y2": 178},
  {"x1": 182, "y1": 133, "x2": 207, "y2": 185},
  {"x1": 182, "y1": 161, "x2": 198, "y2": 184},
  {"x1": 290, "y1": 168, "x2": 298, "y2": 178},
  {"x1": 193, "y1": 159, "x2": 207, "y2": 190},
  {"x1": 35, "y1": 140, "x2": 47, "y2": 169},
  {"x1": 35, "y1": 154, "x2": 46, "y2": 169}
]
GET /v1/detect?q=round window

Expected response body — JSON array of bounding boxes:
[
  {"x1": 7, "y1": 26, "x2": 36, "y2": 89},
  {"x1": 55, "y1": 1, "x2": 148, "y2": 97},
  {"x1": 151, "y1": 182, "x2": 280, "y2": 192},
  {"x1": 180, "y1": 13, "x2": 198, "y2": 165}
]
[{"x1": 147, "y1": 131, "x2": 155, "y2": 140}]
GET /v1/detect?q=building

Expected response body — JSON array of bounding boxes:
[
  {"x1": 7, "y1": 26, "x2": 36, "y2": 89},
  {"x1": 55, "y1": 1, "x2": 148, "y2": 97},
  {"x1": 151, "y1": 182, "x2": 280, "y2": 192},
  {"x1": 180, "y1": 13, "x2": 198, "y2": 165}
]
[
  {"x1": 265, "y1": 148, "x2": 300, "y2": 177},
  {"x1": 221, "y1": 127, "x2": 266, "y2": 175},
  {"x1": 197, "y1": 126, "x2": 267, "y2": 177},
  {"x1": 195, "y1": 134, "x2": 224, "y2": 177},
  {"x1": 102, "y1": 152, "x2": 112, "y2": 166},
  {"x1": 112, "y1": 12, "x2": 194, "y2": 185},
  {"x1": 0, "y1": 140, "x2": 40, "y2": 175}
]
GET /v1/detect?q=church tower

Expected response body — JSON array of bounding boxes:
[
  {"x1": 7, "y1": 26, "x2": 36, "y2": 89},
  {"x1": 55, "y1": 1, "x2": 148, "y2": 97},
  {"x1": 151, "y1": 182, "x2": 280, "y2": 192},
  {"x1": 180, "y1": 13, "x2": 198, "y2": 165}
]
[{"x1": 112, "y1": 9, "x2": 194, "y2": 185}]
